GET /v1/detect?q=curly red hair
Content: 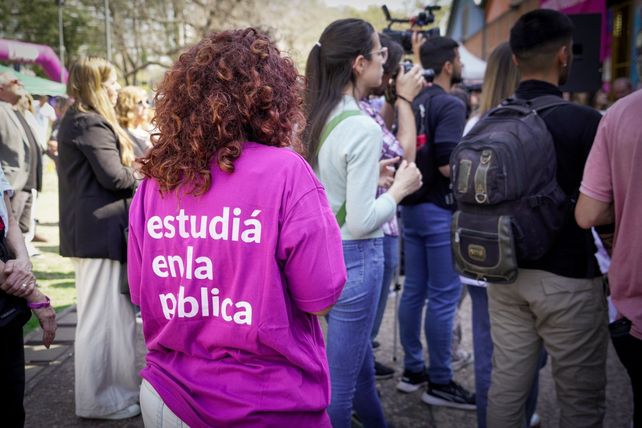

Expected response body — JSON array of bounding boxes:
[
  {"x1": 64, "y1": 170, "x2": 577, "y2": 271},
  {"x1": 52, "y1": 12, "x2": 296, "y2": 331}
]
[{"x1": 140, "y1": 28, "x2": 305, "y2": 195}]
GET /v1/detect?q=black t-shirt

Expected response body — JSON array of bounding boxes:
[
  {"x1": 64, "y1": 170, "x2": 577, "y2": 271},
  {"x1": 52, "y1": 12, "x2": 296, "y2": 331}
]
[
  {"x1": 402, "y1": 84, "x2": 466, "y2": 208},
  {"x1": 515, "y1": 80, "x2": 602, "y2": 279}
]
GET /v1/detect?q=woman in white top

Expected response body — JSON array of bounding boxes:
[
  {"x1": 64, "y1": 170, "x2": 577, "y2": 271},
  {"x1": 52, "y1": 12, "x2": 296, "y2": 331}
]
[{"x1": 303, "y1": 18, "x2": 421, "y2": 427}]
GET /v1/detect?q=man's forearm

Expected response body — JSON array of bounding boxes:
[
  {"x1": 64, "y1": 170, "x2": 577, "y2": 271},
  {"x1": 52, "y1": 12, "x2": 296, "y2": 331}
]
[{"x1": 4, "y1": 193, "x2": 30, "y2": 264}]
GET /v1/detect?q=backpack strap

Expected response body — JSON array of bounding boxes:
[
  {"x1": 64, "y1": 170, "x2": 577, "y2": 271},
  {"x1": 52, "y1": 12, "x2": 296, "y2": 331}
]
[
  {"x1": 317, "y1": 109, "x2": 362, "y2": 227},
  {"x1": 528, "y1": 95, "x2": 568, "y2": 113},
  {"x1": 413, "y1": 89, "x2": 436, "y2": 138},
  {"x1": 493, "y1": 95, "x2": 568, "y2": 117}
]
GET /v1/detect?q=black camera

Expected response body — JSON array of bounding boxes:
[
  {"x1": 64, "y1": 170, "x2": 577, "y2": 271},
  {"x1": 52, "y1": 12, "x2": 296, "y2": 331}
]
[
  {"x1": 382, "y1": 4, "x2": 441, "y2": 54},
  {"x1": 401, "y1": 60, "x2": 435, "y2": 82}
]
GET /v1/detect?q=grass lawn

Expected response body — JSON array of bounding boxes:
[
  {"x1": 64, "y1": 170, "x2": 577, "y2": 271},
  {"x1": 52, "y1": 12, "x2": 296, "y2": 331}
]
[{"x1": 23, "y1": 158, "x2": 76, "y2": 335}]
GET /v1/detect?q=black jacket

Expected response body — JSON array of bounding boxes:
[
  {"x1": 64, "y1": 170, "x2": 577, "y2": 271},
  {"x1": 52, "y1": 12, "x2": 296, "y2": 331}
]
[{"x1": 57, "y1": 109, "x2": 137, "y2": 262}]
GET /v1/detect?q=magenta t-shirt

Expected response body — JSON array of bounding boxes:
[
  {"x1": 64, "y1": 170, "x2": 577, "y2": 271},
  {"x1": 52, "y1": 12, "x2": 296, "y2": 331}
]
[
  {"x1": 580, "y1": 90, "x2": 642, "y2": 340},
  {"x1": 128, "y1": 142, "x2": 346, "y2": 427}
]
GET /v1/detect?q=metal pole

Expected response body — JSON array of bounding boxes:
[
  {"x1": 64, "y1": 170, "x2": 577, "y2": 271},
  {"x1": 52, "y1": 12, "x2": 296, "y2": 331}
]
[
  {"x1": 57, "y1": 0, "x2": 65, "y2": 77},
  {"x1": 104, "y1": 0, "x2": 112, "y2": 61}
]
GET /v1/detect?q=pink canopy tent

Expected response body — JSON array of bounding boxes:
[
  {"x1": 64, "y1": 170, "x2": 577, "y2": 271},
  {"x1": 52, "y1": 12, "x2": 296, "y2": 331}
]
[{"x1": 0, "y1": 39, "x2": 68, "y2": 83}]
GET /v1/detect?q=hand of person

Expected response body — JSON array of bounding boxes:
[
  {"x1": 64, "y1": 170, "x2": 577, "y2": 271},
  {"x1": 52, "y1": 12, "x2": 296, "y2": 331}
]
[
  {"x1": 378, "y1": 157, "x2": 399, "y2": 189},
  {"x1": 46, "y1": 139, "x2": 58, "y2": 158},
  {"x1": 395, "y1": 64, "x2": 424, "y2": 102},
  {"x1": 412, "y1": 31, "x2": 427, "y2": 66},
  {"x1": 1, "y1": 259, "x2": 35, "y2": 298},
  {"x1": 27, "y1": 290, "x2": 57, "y2": 348},
  {"x1": 388, "y1": 160, "x2": 423, "y2": 203},
  {"x1": 32, "y1": 306, "x2": 56, "y2": 348}
]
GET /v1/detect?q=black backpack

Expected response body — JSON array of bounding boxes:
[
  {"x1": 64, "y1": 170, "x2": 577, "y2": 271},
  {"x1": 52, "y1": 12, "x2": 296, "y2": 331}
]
[{"x1": 449, "y1": 96, "x2": 569, "y2": 283}]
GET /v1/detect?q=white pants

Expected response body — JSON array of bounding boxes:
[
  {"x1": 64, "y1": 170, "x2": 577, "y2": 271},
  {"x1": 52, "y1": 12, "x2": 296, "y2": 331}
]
[
  {"x1": 73, "y1": 258, "x2": 140, "y2": 417},
  {"x1": 140, "y1": 379, "x2": 189, "y2": 427}
]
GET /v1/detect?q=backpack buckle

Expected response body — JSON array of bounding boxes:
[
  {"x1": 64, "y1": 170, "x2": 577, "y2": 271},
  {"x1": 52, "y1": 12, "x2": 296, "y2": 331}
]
[{"x1": 480, "y1": 150, "x2": 492, "y2": 165}]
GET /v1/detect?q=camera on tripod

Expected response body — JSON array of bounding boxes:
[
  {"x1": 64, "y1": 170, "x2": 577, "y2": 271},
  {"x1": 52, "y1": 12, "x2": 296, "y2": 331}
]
[{"x1": 381, "y1": 4, "x2": 441, "y2": 54}]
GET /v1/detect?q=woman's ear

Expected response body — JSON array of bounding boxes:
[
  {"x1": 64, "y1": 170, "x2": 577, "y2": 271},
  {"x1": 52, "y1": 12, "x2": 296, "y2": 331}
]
[{"x1": 352, "y1": 55, "x2": 366, "y2": 76}]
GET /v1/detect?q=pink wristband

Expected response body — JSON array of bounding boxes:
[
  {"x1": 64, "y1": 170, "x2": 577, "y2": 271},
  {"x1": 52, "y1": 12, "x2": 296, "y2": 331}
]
[{"x1": 27, "y1": 296, "x2": 51, "y2": 309}]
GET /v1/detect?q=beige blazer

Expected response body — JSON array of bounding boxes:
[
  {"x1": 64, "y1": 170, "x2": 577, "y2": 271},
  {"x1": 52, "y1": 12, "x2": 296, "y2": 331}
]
[{"x1": 0, "y1": 100, "x2": 31, "y2": 191}]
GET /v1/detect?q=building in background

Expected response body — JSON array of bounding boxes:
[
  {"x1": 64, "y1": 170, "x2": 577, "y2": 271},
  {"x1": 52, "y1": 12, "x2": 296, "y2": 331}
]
[{"x1": 447, "y1": 0, "x2": 642, "y2": 90}]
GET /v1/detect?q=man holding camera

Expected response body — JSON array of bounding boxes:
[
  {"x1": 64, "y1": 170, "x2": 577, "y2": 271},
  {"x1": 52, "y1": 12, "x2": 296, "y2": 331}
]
[{"x1": 396, "y1": 36, "x2": 475, "y2": 410}]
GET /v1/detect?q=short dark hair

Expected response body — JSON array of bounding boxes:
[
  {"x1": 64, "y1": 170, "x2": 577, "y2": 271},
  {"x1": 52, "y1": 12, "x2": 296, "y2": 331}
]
[
  {"x1": 419, "y1": 36, "x2": 459, "y2": 76},
  {"x1": 510, "y1": 9, "x2": 574, "y2": 71}
]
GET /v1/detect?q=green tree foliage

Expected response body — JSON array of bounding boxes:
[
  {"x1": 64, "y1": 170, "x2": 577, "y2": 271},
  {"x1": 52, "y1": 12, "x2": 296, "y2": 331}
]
[
  {"x1": 0, "y1": 0, "x2": 103, "y2": 74},
  {"x1": 0, "y1": 0, "x2": 441, "y2": 84}
]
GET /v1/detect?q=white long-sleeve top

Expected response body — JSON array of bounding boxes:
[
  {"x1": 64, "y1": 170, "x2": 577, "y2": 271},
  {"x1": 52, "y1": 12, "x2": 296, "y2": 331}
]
[{"x1": 315, "y1": 95, "x2": 397, "y2": 241}]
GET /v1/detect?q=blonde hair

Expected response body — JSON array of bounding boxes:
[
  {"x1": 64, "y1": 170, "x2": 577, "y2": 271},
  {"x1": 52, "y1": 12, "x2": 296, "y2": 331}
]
[
  {"x1": 115, "y1": 86, "x2": 147, "y2": 129},
  {"x1": 17, "y1": 92, "x2": 34, "y2": 113},
  {"x1": 67, "y1": 57, "x2": 135, "y2": 166},
  {"x1": 478, "y1": 42, "x2": 521, "y2": 117}
]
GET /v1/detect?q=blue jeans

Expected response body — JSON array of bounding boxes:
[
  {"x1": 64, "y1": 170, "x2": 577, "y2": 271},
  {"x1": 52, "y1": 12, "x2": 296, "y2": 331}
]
[
  {"x1": 326, "y1": 238, "x2": 387, "y2": 428},
  {"x1": 468, "y1": 285, "x2": 544, "y2": 428},
  {"x1": 371, "y1": 235, "x2": 399, "y2": 342},
  {"x1": 398, "y1": 203, "x2": 462, "y2": 384}
]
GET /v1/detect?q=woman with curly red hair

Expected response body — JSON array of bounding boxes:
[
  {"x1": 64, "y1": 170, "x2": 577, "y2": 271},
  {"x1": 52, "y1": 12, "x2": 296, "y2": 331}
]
[{"x1": 128, "y1": 28, "x2": 346, "y2": 427}]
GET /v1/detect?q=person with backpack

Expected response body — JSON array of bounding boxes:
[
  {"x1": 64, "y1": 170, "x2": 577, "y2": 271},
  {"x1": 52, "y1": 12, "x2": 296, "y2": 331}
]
[
  {"x1": 303, "y1": 19, "x2": 422, "y2": 427},
  {"x1": 458, "y1": 41, "x2": 543, "y2": 428},
  {"x1": 395, "y1": 36, "x2": 476, "y2": 410},
  {"x1": 450, "y1": 10, "x2": 608, "y2": 427}
]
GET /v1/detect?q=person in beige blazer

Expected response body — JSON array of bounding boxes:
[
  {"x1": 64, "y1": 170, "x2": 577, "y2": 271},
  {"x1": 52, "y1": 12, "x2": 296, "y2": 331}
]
[{"x1": 0, "y1": 73, "x2": 32, "y2": 225}]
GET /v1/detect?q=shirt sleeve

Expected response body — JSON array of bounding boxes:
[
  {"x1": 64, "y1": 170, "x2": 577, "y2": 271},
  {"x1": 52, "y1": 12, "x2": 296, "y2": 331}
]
[
  {"x1": 0, "y1": 168, "x2": 13, "y2": 197},
  {"x1": 344, "y1": 119, "x2": 396, "y2": 237},
  {"x1": 127, "y1": 182, "x2": 146, "y2": 306},
  {"x1": 76, "y1": 121, "x2": 137, "y2": 191},
  {"x1": 580, "y1": 114, "x2": 613, "y2": 203},
  {"x1": 44, "y1": 105, "x2": 57, "y2": 121},
  {"x1": 276, "y1": 186, "x2": 346, "y2": 314},
  {"x1": 433, "y1": 97, "x2": 466, "y2": 166}
]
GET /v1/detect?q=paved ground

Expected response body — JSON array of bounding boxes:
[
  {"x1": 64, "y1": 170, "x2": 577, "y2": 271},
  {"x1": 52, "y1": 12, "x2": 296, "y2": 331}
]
[{"x1": 23, "y1": 286, "x2": 633, "y2": 428}]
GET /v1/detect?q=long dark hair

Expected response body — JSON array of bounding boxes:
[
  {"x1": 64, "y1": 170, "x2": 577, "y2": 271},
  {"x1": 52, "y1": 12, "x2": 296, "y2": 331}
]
[{"x1": 303, "y1": 18, "x2": 375, "y2": 165}]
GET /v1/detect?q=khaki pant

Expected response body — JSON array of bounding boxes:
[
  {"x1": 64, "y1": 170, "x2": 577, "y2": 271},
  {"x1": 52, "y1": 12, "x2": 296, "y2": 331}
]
[
  {"x1": 73, "y1": 258, "x2": 140, "y2": 417},
  {"x1": 140, "y1": 379, "x2": 188, "y2": 427},
  {"x1": 487, "y1": 269, "x2": 608, "y2": 428}
]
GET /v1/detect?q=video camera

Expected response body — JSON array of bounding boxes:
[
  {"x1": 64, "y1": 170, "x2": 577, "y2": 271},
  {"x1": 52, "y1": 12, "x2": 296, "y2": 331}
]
[{"x1": 381, "y1": 4, "x2": 441, "y2": 54}]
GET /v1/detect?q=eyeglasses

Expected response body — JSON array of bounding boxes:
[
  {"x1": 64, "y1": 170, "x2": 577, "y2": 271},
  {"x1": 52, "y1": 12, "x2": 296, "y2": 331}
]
[
  {"x1": 137, "y1": 99, "x2": 149, "y2": 107},
  {"x1": 368, "y1": 47, "x2": 388, "y2": 63}
]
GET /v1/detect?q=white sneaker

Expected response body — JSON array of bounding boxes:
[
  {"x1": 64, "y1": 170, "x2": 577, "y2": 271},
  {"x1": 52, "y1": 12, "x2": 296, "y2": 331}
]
[{"x1": 98, "y1": 403, "x2": 141, "y2": 420}]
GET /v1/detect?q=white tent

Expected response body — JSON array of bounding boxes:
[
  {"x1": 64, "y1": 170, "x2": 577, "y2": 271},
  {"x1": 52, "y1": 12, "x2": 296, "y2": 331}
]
[{"x1": 460, "y1": 45, "x2": 487, "y2": 82}]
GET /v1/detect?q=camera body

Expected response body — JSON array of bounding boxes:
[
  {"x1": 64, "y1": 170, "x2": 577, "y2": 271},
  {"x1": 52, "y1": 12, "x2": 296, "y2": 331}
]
[
  {"x1": 401, "y1": 60, "x2": 435, "y2": 82},
  {"x1": 383, "y1": 28, "x2": 440, "y2": 54}
]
